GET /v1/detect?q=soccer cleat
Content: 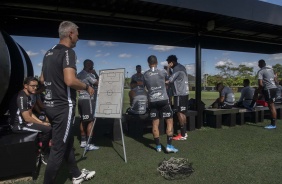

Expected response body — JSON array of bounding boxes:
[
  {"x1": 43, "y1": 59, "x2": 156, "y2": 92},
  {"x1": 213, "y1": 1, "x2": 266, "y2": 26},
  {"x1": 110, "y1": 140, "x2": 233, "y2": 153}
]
[
  {"x1": 72, "y1": 168, "x2": 96, "y2": 184},
  {"x1": 156, "y1": 145, "x2": 161, "y2": 152},
  {"x1": 184, "y1": 133, "x2": 188, "y2": 138},
  {"x1": 36, "y1": 154, "x2": 41, "y2": 167},
  {"x1": 172, "y1": 134, "x2": 187, "y2": 140},
  {"x1": 166, "y1": 145, "x2": 179, "y2": 153},
  {"x1": 80, "y1": 141, "x2": 86, "y2": 148},
  {"x1": 264, "y1": 124, "x2": 276, "y2": 129},
  {"x1": 41, "y1": 154, "x2": 48, "y2": 165},
  {"x1": 86, "y1": 144, "x2": 100, "y2": 151}
]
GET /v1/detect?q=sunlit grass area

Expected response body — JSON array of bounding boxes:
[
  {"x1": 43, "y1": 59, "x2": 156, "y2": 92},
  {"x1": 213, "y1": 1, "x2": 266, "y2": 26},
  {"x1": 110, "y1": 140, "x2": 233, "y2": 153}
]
[
  {"x1": 28, "y1": 118, "x2": 282, "y2": 184},
  {"x1": 23, "y1": 91, "x2": 282, "y2": 184}
]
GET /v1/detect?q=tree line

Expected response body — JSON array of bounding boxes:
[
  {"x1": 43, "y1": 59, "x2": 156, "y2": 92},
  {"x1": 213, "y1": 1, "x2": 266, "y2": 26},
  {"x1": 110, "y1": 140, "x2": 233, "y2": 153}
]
[{"x1": 205, "y1": 63, "x2": 282, "y2": 87}]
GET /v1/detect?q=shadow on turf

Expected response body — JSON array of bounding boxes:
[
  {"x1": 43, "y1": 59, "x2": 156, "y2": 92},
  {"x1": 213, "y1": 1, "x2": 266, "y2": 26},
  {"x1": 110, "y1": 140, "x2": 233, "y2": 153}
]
[
  {"x1": 245, "y1": 122, "x2": 266, "y2": 127},
  {"x1": 124, "y1": 126, "x2": 158, "y2": 151}
]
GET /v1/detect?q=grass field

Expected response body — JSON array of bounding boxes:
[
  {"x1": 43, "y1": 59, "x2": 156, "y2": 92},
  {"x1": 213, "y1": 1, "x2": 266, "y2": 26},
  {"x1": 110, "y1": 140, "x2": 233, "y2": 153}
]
[
  {"x1": 25, "y1": 118, "x2": 282, "y2": 184},
  {"x1": 12, "y1": 91, "x2": 282, "y2": 184}
]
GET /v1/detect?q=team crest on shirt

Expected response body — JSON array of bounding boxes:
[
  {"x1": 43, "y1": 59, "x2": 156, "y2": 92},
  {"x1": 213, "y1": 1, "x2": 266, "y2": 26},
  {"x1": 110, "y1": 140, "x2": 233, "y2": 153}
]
[{"x1": 45, "y1": 89, "x2": 52, "y2": 100}]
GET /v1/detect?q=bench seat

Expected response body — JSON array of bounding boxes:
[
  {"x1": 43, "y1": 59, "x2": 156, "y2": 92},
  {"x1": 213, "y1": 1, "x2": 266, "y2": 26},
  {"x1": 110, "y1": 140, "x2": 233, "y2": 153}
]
[
  {"x1": 255, "y1": 103, "x2": 282, "y2": 121},
  {"x1": 204, "y1": 108, "x2": 239, "y2": 128},
  {"x1": 236, "y1": 108, "x2": 261, "y2": 125},
  {"x1": 173, "y1": 110, "x2": 198, "y2": 134}
]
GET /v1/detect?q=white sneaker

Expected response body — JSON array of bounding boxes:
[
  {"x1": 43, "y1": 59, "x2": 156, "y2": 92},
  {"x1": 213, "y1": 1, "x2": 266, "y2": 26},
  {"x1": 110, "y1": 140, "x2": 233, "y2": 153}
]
[
  {"x1": 41, "y1": 154, "x2": 48, "y2": 165},
  {"x1": 72, "y1": 169, "x2": 96, "y2": 184},
  {"x1": 86, "y1": 144, "x2": 100, "y2": 151},
  {"x1": 80, "y1": 141, "x2": 86, "y2": 148}
]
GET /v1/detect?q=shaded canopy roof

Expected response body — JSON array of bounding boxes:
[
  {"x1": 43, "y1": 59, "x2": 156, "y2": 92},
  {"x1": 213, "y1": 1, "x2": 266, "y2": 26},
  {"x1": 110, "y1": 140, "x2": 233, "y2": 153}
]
[{"x1": 1, "y1": 0, "x2": 282, "y2": 54}]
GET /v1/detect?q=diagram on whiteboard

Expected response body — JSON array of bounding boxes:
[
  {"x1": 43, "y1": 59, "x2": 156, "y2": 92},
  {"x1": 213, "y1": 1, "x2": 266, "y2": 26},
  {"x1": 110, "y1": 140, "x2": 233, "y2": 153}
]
[{"x1": 94, "y1": 68, "x2": 125, "y2": 119}]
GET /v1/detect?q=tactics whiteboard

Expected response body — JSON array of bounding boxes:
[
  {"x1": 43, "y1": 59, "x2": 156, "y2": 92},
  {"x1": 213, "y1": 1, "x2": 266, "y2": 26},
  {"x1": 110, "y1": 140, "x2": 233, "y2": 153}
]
[{"x1": 94, "y1": 68, "x2": 125, "y2": 119}]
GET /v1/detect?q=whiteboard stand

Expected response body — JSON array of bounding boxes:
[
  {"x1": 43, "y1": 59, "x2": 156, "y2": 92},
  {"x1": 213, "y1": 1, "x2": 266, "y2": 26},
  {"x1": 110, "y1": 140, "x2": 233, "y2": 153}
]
[
  {"x1": 119, "y1": 118, "x2": 127, "y2": 163},
  {"x1": 89, "y1": 68, "x2": 127, "y2": 162},
  {"x1": 82, "y1": 118, "x2": 127, "y2": 163}
]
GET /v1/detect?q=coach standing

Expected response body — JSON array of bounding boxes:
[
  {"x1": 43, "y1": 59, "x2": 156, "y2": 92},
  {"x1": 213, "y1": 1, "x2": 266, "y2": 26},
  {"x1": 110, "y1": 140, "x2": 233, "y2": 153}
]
[{"x1": 40, "y1": 21, "x2": 95, "y2": 184}]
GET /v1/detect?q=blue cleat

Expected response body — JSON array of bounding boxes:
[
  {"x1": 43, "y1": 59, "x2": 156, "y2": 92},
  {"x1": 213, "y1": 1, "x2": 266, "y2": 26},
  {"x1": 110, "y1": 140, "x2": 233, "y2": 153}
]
[
  {"x1": 166, "y1": 145, "x2": 178, "y2": 153},
  {"x1": 156, "y1": 145, "x2": 161, "y2": 152},
  {"x1": 264, "y1": 124, "x2": 276, "y2": 129}
]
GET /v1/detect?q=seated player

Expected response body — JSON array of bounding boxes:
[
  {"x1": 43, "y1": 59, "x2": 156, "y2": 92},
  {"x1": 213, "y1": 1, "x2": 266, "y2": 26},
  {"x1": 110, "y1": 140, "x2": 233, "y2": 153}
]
[
  {"x1": 235, "y1": 79, "x2": 255, "y2": 109},
  {"x1": 127, "y1": 80, "x2": 148, "y2": 115},
  {"x1": 211, "y1": 82, "x2": 235, "y2": 109},
  {"x1": 9, "y1": 76, "x2": 52, "y2": 165}
]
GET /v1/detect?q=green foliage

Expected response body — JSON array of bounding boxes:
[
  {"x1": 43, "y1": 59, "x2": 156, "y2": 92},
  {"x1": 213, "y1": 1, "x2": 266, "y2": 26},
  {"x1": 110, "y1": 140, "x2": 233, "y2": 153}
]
[
  {"x1": 208, "y1": 63, "x2": 258, "y2": 86},
  {"x1": 215, "y1": 61, "x2": 234, "y2": 78},
  {"x1": 273, "y1": 63, "x2": 282, "y2": 79},
  {"x1": 237, "y1": 64, "x2": 253, "y2": 77},
  {"x1": 207, "y1": 75, "x2": 223, "y2": 86},
  {"x1": 124, "y1": 77, "x2": 131, "y2": 88}
]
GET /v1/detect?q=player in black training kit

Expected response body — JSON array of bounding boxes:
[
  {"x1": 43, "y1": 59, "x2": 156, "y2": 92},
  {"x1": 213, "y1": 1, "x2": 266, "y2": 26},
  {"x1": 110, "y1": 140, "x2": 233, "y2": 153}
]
[{"x1": 9, "y1": 76, "x2": 52, "y2": 165}]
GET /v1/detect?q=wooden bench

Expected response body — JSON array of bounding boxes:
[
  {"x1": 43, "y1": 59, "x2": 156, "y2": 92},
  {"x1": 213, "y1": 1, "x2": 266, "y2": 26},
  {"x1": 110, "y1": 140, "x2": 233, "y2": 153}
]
[
  {"x1": 204, "y1": 108, "x2": 239, "y2": 128},
  {"x1": 172, "y1": 110, "x2": 198, "y2": 134},
  {"x1": 125, "y1": 113, "x2": 165, "y2": 138},
  {"x1": 186, "y1": 110, "x2": 198, "y2": 131},
  {"x1": 236, "y1": 108, "x2": 261, "y2": 125},
  {"x1": 255, "y1": 103, "x2": 282, "y2": 122}
]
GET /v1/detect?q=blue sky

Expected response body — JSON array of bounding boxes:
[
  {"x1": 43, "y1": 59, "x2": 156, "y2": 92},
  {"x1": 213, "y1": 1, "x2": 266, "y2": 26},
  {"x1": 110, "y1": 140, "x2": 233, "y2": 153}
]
[
  {"x1": 11, "y1": 0, "x2": 282, "y2": 78},
  {"x1": 259, "y1": 0, "x2": 282, "y2": 6},
  {"x1": 12, "y1": 35, "x2": 282, "y2": 78}
]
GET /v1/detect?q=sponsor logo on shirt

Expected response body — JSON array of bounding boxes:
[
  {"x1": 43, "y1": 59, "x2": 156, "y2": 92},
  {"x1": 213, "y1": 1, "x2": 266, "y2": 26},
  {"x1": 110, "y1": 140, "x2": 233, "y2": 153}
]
[
  {"x1": 151, "y1": 86, "x2": 161, "y2": 90},
  {"x1": 44, "y1": 100, "x2": 54, "y2": 107},
  {"x1": 44, "y1": 81, "x2": 52, "y2": 86},
  {"x1": 149, "y1": 72, "x2": 158, "y2": 76}
]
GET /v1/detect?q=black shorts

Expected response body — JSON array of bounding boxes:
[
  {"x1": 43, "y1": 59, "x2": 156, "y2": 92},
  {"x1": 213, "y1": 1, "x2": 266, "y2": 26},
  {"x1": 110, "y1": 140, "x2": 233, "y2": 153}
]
[
  {"x1": 149, "y1": 100, "x2": 173, "y2": 119},
  {"x1": 173, "y1": 95, "x2": 189, "y2": 112},
  {"x1": 263, "y1": 88, "x2": 277, "y2": 103},
  {"x1": 78, "y1": 98, "x2": 95, "y2": 122}
]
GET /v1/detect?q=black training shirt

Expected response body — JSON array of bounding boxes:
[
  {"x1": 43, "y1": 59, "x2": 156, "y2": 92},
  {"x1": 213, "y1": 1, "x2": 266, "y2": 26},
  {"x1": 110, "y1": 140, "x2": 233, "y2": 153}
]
[
  {"x1": 42, "y1": 44, "x2": 77, "y2": 108},
  {"x1": 9, "y1": 90, "x2": 33, "y2": 125}
]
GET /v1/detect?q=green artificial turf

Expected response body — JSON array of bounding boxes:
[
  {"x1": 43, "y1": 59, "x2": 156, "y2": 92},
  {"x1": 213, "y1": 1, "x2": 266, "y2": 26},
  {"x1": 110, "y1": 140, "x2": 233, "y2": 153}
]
[
  {"x1": 14, "y1": 118, "x2": 282, "y2": 184},
  {"x1": 13, "y1": 91, "x2": 282, "y2": 184}
]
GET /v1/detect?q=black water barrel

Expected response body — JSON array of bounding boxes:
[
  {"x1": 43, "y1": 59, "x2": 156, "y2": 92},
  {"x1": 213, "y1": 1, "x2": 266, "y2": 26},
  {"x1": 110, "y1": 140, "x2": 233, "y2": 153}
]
[
  {"x1": 0, "y1": 31, "x2": 33, "y2": 115},
  {"x1": 0, "y1": 32, "x2": 11, "y2": 109}
]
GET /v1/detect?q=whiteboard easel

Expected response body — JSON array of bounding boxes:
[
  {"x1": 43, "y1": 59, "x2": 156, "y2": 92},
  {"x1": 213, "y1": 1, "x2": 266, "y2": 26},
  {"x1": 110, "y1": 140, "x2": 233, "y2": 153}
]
[{"x1": 83, "y1": 68, "x2": 127, "y2": 162}]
